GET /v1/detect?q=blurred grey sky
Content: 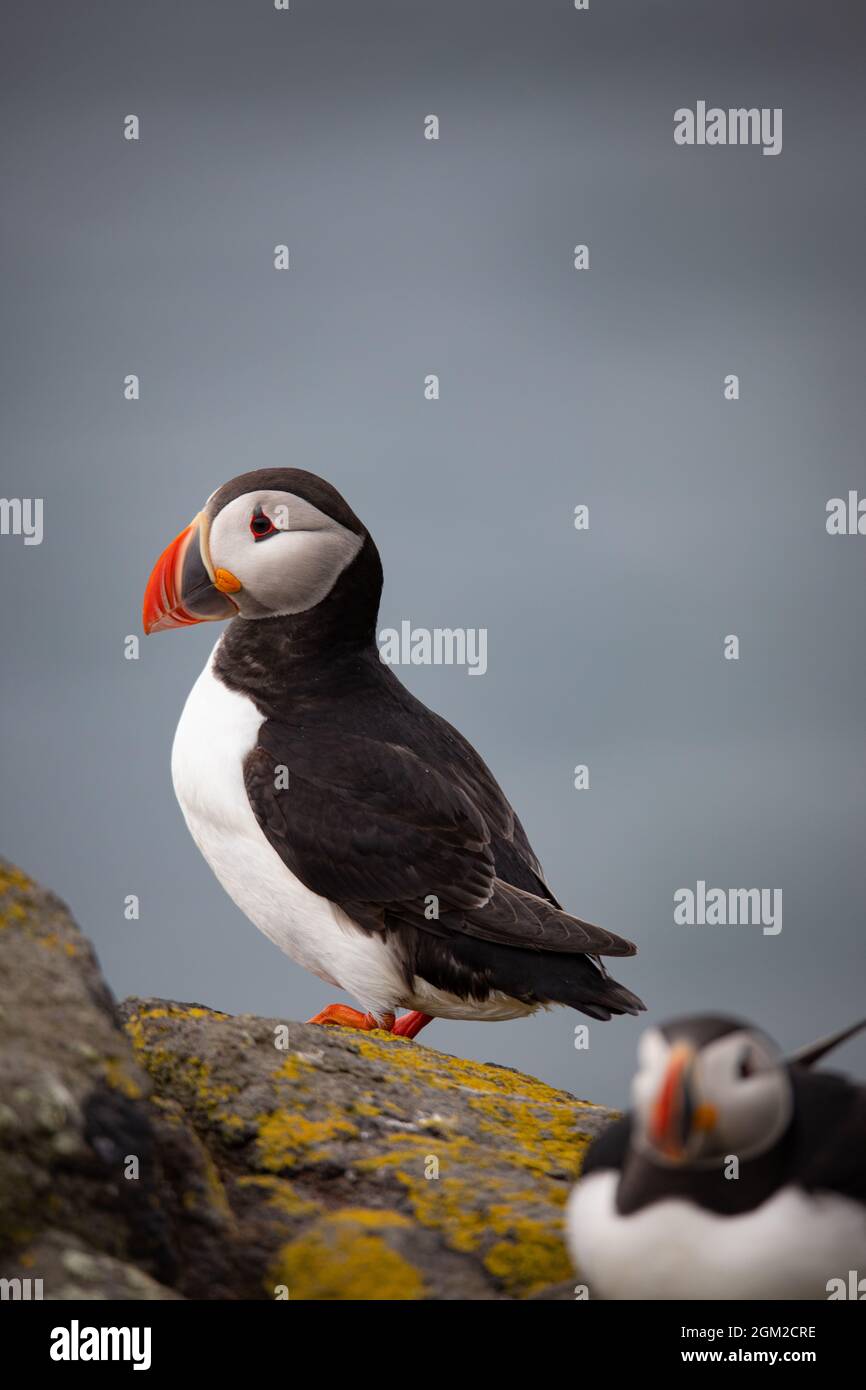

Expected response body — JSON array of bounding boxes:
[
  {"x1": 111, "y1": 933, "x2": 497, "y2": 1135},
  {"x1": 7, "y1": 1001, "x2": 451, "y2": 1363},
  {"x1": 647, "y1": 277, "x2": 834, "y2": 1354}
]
[{"x1": 2, "y1": 0, "x2": 864, "y2": 1106}]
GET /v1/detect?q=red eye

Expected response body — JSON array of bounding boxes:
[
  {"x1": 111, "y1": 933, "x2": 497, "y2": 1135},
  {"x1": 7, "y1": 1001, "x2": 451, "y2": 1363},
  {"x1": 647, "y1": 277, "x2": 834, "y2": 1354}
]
[{"x1": 250, "y1": 507, "x2": 277, "y2": 541}]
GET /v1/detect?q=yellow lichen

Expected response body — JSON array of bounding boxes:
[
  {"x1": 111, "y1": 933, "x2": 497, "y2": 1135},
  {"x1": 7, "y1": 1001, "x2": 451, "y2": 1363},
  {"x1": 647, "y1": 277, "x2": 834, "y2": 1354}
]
[
  {"x1": 256, "y1": 1110, "x2": 360, "y2": 1171},
  {"x1": 472, "y1": 1095, "x2": 590, "y2": 1178},
  {"x1": 235, "y1": 1175, "x2": 321, "y2": 1221},
  {"x1": 350, "y1": 1097, "x2": 381, "y2": 1118},
  {"x1": 483, "y1": 1222, "x2": 572, "y2": 1294},
  {"x1": 0, "y1": 867, "x2": 34, "y2": 894},
  {"x1": 329, "y1": 1207, "x2": 410, "y2": 1230},
  {"x1": 270, "y1": 1055, "x2": 314, "y2": 1084},
  {"x1": 366, "y1": 1131, "x2": 520, "y2": 1169},
  {"x1": 267, "y1": 1212, "x2": 425, "y2": 1301},
  {"x1": 124, "y1": 1016, "x2": 242, "y2": 1135},
  {"x1": 187, "y1": 1147, "x2": 233, "y2": 1221},
  {"x1": 122, "y1": 999, "x2": 602, "y2": 1299},
  {"x1": 353, "y1": 1122, "x2": 580, "y2": 1297},
  {"x1": 102, "y1": 1058, "x2": 144, "y2": 1100},
  {"x1": 396, "y1": 1176, "x2": 571, "y2": 1295}
]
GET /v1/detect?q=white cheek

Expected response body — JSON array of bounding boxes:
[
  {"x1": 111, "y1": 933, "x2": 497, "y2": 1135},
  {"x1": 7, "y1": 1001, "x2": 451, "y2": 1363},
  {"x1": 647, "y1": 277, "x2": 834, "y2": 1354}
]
[
  {"x1": 239, "y1": 531, "x2": 360, "y2": 612},
  {"x1": 632, "y1": 1031, "x2": 668, "y2": 1120},
  {"x1": 714, "y1": 1080, "x2": 792, "y2": 1156},
  {"x1": 207, "y1": 490, "x2": 363, "y2": 616},
  {"x1": 637, "y1": 1029, "x2": 667, "y2": 1071},
  {"x1": 631, "y1": 1068, "x2": 659, "y2": 1119}
]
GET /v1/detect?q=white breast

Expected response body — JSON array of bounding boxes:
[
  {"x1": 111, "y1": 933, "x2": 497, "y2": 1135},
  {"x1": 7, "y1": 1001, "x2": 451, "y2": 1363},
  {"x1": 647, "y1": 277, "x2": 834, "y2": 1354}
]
[
  {"x1": 170, "y1": 641, "x2": 407, "y2": 1019},
  {"x1": 566, "y1": 1170, "x2": 866, "y2": 1300}
]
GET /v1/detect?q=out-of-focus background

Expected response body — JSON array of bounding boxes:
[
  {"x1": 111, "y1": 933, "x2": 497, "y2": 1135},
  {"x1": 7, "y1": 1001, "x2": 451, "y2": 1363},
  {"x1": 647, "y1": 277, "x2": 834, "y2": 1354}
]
[{"x1": 2, "y1": 0, "x2": 864, "y2": 1106}]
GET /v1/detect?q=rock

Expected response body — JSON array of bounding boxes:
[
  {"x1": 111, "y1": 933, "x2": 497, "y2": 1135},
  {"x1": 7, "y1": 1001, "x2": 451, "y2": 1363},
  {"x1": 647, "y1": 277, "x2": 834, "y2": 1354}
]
[
  {"x1": 0, "y1": 860, "x2": 177, "y2": 1300},
  {"x1": 0, "y1": 859, "x2": 616, "y2": 1300}
]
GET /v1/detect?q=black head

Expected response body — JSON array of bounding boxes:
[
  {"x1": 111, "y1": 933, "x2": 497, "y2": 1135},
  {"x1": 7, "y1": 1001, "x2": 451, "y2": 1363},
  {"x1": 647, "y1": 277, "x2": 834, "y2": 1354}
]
[{"x1": 632, "y1": 1014, "x2": 792, "y2": 1169}]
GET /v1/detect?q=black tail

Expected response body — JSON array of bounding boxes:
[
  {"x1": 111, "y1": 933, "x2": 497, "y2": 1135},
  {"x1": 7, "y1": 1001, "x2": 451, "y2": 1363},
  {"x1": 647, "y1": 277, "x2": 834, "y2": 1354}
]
[{"x1": 404, "y1": 923, "x2": 646, "y2": 1021}]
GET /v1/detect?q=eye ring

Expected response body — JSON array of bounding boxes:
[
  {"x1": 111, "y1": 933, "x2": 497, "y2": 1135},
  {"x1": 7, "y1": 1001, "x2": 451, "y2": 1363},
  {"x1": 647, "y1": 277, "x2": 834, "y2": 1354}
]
[{"x1": 250, "y1": 506, "x2": 278, "y2": 541}]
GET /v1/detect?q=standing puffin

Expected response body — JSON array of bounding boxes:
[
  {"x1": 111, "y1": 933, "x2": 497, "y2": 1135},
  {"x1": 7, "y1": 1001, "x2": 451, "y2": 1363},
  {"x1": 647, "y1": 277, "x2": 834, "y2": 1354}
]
[
  {"x1": 566, "y1": 1014, "x2": 866, "y2": 1299},
  {"x1": 142, "y1": 468, "x2": 644, "y2": 1039}
]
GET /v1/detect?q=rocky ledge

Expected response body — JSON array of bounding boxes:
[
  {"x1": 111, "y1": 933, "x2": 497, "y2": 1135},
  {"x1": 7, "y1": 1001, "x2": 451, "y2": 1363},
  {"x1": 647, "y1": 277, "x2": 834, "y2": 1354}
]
[{"x1": 0, "y1": 859, "x2": 614, "y2": 1300}]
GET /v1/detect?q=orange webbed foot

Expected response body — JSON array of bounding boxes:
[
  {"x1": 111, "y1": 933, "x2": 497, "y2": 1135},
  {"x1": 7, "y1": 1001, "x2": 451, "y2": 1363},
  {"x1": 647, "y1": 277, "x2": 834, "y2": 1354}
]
[{"x1": 306, "y1": 1004, "x2": 396, "y2": 1032}]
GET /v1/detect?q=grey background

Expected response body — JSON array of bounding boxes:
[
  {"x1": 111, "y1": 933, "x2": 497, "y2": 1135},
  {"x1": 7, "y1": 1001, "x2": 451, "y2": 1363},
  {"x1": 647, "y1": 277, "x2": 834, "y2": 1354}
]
[{"x1": 2, "y1": 0, "x2": 864, "y2": 1107}]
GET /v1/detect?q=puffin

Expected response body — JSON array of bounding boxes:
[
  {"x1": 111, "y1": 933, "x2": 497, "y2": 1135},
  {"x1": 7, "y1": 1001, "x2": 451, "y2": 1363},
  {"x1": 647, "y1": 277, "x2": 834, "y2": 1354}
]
[
  {"x1": 142, "y1": 468, "x2": 644, "y2": 1039},
  {"x1": 566, "y1": 1013, "x2": 866, "y2": 1299}
]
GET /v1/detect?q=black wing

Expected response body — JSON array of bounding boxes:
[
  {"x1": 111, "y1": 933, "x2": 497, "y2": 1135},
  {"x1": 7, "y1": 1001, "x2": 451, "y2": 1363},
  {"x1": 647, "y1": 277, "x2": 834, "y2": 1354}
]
[
  {"x1": 787, "y1": 1068, "x2": 866, "y2": 1205},
  {"x1": 243, "y1": 722, "x2": 637, "y2": 960},
  {"x1": 580, "y1": 1114, "x2": 633, "y2": 1177}
]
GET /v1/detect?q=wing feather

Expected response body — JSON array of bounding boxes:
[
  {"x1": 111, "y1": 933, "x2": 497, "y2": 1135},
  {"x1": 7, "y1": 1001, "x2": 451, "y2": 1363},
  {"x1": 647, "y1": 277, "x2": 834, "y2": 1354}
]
[{"x1": 243, "y1": 722, "x2": 635, "y2": 957}]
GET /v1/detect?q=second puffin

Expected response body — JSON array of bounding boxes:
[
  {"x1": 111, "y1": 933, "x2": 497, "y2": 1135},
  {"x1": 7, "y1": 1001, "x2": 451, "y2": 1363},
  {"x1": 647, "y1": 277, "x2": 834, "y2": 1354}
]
[{"x1": 143, "y1": 468, "x2": 644, "y2": 1040}]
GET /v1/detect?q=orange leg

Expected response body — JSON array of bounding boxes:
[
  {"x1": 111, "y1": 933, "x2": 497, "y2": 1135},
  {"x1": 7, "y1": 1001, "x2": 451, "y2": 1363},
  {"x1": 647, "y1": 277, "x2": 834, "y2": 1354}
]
[
  {"x1": 392, "y1": 1011, "x2": 434, "y2": 1039},
  {"x1": 306, "y1": 1004, "x2": 395, "y2": 1032}
]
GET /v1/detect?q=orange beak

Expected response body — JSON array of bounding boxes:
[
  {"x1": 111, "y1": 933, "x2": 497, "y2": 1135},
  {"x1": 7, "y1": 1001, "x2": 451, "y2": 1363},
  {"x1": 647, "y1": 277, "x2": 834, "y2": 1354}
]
[
  {"x1": 142, "y1": 512, "x2": 240, "y2": 634},
  {"x1": 648, "y1": 1042, "x2": 716, "y2": 1162}
]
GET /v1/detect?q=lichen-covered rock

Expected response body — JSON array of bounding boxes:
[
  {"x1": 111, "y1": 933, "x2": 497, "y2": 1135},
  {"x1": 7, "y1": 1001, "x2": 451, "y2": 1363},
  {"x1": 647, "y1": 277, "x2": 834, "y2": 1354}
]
[
  {"x1": 0, "y1": 859, "x2": 176, "y2": 1299},
  {"x1": 120, "y1": 998, "x2": 615, "y2": 1299},
  {"x1": 0, "y1": 859, "x2": 615, "y2": 1300}
]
